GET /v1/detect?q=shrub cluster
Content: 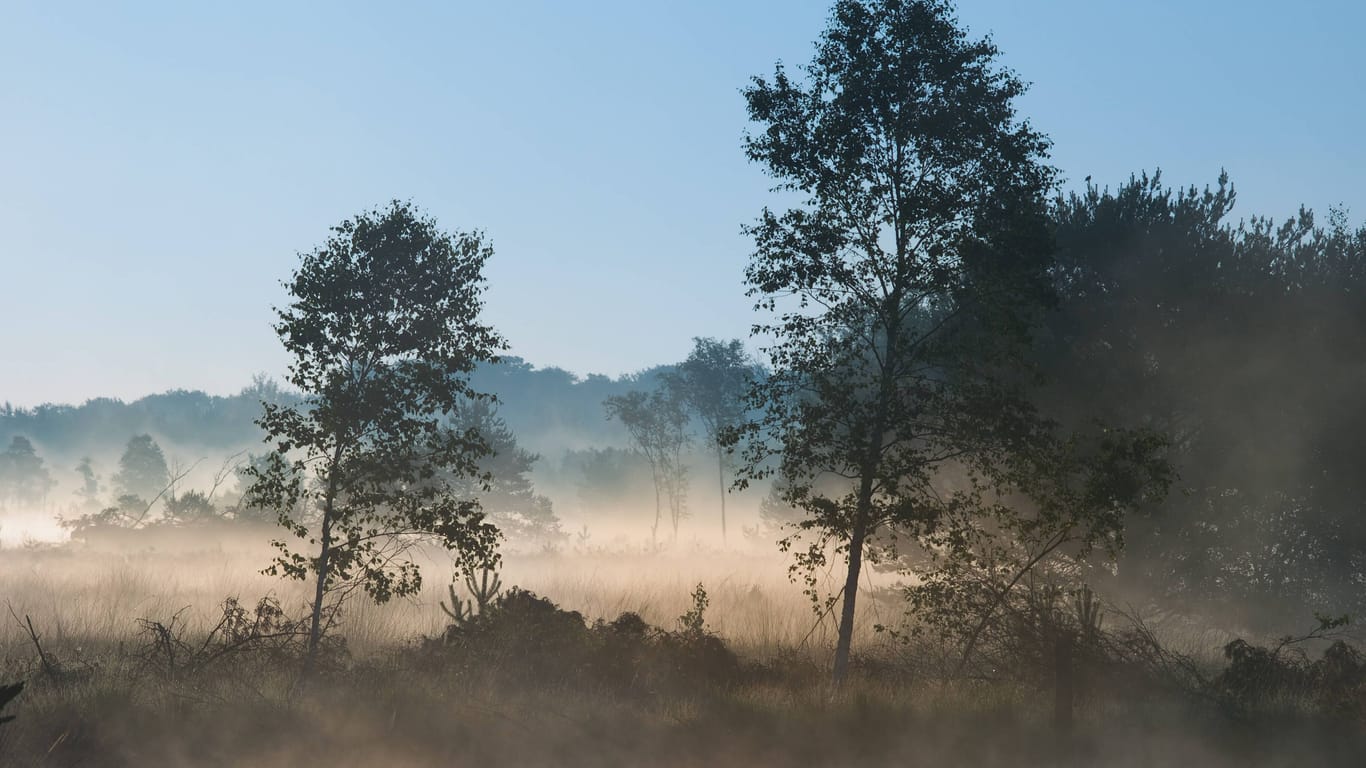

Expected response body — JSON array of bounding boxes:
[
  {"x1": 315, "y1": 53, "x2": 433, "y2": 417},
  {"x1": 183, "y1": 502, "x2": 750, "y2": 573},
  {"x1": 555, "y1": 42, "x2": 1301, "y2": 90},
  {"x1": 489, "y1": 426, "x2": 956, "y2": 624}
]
[
  {"x1": 431, "y1": 584, "x2": 741, "y2": 696},
  {"x1": 1217, "y1": 636, "x2": 1366, "y2": 717}
]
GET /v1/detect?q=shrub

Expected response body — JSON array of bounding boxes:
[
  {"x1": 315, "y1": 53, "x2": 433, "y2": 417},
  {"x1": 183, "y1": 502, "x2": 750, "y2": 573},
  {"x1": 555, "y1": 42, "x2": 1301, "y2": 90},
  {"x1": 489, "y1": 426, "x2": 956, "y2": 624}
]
[{"x1": 432, "y1": 583, "x2": 743, "y2": 696}]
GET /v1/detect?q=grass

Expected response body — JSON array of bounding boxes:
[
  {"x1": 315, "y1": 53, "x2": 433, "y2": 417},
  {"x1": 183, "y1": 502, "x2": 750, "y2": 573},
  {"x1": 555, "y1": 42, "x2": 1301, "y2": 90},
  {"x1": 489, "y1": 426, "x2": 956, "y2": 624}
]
[{"x1": 0, "y1": 543, "x2": 1362, "y2": 766}]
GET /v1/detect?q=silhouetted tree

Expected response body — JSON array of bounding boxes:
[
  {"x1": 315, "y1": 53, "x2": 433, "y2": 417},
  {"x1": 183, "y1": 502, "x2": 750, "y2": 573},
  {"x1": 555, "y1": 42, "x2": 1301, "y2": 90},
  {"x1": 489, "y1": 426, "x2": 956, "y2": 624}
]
[
  {"x1": 604, "y1": 388, "x2": 690, "y2": 545},
  {"x1": 112, "y1": 434, "x2": 170, "y2": 501},
  {"x1": 561, "y1": 447, "x2": 655, "y2": 517},
  {"x1": 667, "y1": 338, "x2": 756, "y2": 545},
  {"x1": 162, "y1": 490, "x2": 221, "y2": 526},
  {"x1": 0, "y1": 436, "x2": 54, "y2": 508},
  {"x1": 734, "y1": 0, "x2": 1057, "y2": 685},
  {"x1": 73, "y1": 457, "x2": 102, "y2": 511},
  {"x1": 245, "y1": 201, "x2": 504, "y2": 674}
]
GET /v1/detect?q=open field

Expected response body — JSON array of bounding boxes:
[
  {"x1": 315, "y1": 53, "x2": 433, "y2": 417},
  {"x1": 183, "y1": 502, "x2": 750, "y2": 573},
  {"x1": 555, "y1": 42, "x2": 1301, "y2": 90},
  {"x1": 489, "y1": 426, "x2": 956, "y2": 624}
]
[{"x1": 0, "y1": 544, "x2": 1361, "y2": 767}]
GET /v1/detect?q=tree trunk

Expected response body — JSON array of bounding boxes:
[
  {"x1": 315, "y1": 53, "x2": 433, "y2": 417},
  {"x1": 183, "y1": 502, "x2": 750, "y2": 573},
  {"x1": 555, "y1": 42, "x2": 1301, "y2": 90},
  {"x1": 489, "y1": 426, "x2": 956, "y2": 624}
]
[
  {"x1": 302, "y1": 468, "x2": 339, "y2": 679},
  {"x1": 832, "y1": 481, "x2": 873, "y2": 687},
  {"x1": 651, "y1": 481, "x2": 661, "y2": 548},
  {"x1": 832, "y1": 293, "x2": 901, "y2": 688},
  {"x1": 717, "y1": 445, "x2": 727, "y2": 546}
]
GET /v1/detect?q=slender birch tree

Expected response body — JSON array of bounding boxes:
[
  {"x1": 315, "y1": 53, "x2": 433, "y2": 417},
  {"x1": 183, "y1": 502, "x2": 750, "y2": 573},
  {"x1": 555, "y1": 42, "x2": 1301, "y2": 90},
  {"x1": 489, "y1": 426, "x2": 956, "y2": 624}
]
[
  {"x1": 246, "y1": 201, "x2": 503, "y2": 675},
  {"x1": 733, "y1": 0, "x2": 1056, "y2": 686}
]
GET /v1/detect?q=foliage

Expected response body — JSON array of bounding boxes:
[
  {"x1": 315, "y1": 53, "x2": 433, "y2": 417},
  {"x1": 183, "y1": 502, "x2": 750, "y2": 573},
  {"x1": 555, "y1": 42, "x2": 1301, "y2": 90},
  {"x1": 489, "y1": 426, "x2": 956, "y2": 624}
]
[
  {"x1": 733, "y1": 0, "x2": 1057, "y2": 684},
  {"x1": 435, "y1": 584, "x2": 739, "y2": 694},
  {"x1": 1043, "y1": 173, "x2": 1366, "y2": 618},
  {"x1": 666, "y1": 338, "x2": 757, "y2": 543},
  {"x1": 73, "y1": 457, "x2": 102, "y2": 511},
  {"x1": 61, "y1": 493, "x2": 151, "y2": 533},
  {"x1": 0, "y1": 435, "x2": 54, "y2": 508},
  {"x1": 603, "y1": 387, "x2": 691, "y2": 544},
  {"x1": 443, "y1": 399, "x2": 563, "y2": 550},
  {"x1": 1212, "y1": 614, "x2": 1364, "y2": 716},
  {"x1": 245, "y1": 200, "x2": 504, "y2": 669},
  {"x1": 161, "y1": 490, "x2": 222, "y2": 526},
  {"x1": 440, "y1": 563, "x2": 503, "y2": 626},
  {"x1": 678, "y1": 583, "x2": 711, "y2": 635},
  {"x1": 112, "y1": 434, "x2": 170, "y2": 501},
  {"x1": 901, "y1": 426, "x2": 1172, "y2": 675},
  {"x1": 561, "y1": 446, "x2": 655, "y2": 515}
]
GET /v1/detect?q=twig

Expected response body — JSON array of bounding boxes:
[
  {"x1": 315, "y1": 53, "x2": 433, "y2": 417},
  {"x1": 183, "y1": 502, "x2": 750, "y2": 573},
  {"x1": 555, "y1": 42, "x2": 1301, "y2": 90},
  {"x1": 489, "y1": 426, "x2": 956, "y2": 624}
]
[{"x1": 7, "y1": 605, "x2": 57, "y2": 682}]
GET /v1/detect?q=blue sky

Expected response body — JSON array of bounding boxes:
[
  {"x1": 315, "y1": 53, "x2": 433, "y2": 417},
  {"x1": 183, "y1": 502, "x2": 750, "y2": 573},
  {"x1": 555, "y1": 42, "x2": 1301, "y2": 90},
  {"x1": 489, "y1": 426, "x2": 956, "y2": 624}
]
[{"x1": 3, "y1": 1, "x2": 1363, "y2": 407}]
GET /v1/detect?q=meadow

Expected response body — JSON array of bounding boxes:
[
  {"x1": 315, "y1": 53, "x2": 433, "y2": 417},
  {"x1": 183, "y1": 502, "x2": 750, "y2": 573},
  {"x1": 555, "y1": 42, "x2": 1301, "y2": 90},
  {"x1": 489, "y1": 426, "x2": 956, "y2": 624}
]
[{"x1": 0, "y1": 538, "x2": 1361, "y2": 767}]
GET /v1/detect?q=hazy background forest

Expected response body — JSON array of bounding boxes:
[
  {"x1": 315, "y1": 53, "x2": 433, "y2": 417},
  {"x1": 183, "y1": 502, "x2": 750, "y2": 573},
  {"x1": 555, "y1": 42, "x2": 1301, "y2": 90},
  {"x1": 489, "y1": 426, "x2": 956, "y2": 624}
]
[{"x1": 4, "y1": 0, "x2": 1366, "y2": 766}]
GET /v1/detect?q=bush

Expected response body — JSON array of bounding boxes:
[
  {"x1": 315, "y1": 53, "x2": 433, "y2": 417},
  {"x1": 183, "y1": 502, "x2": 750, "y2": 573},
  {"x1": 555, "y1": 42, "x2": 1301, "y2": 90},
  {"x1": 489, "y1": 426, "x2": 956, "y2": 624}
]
[
  {"x1": 1213, "y1": 616, "x2": 1366, "y2": 718},
  {"x1": 432, "y1": 583, "x2": 743, "y2": 696}
]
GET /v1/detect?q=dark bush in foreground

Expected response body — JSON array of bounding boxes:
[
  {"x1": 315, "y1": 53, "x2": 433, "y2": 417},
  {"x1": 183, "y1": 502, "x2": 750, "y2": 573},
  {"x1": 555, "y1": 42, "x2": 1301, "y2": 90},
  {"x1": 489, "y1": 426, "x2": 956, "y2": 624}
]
[{"x1": 433, "y1": 585, "x2": 741, "y2": 695}]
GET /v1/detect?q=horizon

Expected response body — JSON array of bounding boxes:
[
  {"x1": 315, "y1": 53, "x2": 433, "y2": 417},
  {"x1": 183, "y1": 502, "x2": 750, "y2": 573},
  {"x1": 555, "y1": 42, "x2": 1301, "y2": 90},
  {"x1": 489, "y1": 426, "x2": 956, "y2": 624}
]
[{"x1": 0, "y1": 353, "x2": 667, "y2": 412}]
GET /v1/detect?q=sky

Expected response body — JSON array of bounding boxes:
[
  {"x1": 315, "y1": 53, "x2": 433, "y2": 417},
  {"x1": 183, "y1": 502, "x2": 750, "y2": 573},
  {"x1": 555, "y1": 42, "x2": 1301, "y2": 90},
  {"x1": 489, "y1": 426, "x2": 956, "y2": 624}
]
[{"x1": 2, "y1": 1, "x2": 1363, "y2": 408}]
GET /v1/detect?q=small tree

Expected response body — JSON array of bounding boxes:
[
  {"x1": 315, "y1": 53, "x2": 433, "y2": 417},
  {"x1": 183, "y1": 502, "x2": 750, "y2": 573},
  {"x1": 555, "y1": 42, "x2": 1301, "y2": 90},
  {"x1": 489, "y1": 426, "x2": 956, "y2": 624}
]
[
  {"x1": 245, "y1": 201, "x2": 504, "y2": 674},
  {"x1": 162, "y1": 490, "x2": 221, "y2": 526},
  {"x1": 667, "y1": 338, "x2": 756, "y2": 545},
  {"x1": 0, "y1": 436, "x2": 53, "y2": 509},
  {"x1": 113, "y1": 434, "x2": 170, "y2": 501},
  {"x1": 73, "y1": 457, "x2": 102, "y2": 512},
  {"x1": 905, "y1": 427, "x2": 1171, "y2": 676},
  {"x1": 604, "y1": 388, "x2": 690, "y2": 545}
]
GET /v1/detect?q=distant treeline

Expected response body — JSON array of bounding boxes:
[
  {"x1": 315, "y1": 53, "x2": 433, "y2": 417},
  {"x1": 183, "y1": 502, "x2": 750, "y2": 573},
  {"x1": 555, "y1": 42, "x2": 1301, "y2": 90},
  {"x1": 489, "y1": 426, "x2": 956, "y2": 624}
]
[{"x1": 0, "y1": 359, "x2": 675, "y2": 465}]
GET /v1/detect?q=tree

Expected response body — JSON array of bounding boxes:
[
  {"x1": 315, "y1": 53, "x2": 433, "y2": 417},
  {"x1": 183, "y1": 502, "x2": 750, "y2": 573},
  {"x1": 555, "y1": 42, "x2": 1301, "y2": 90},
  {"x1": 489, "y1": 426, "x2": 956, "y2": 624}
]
[
  {"x1": 733, "y1": 0, "x2": 1057, "y2": 685},
  {"x1": 562, "y1": 447, "x2": 655, "y2": 517},
  {"x1": 603, "y1": 387, "x2": 690, "y2": 546},
  {"x1": 162, "y1": 490, "x2": 221, "y2": 526},
  {"x1": 445, "y1": 399, "x2": 563, "y2": 551},
  {"x1": 1042, "y1": 173, "x2": 1366, "y2": 620},
  {"x1": 245, "y1": 200, "x2": 504, "y2": 674},
  {"x1": 0, "y1": 436, "x2": 54, "y2": 509},
  {"x1": 112, "y1": 434, "x2": 170, "y2": 501},
  {"x1": 73, "y1": 457, "x2": 102, "y2": 511},
  {"x1": 905, "y1": 426, "x2": 1170, "y2": 676},
  {"x1": 667, "y1": 338, "x2": 756, "y2": 545}
]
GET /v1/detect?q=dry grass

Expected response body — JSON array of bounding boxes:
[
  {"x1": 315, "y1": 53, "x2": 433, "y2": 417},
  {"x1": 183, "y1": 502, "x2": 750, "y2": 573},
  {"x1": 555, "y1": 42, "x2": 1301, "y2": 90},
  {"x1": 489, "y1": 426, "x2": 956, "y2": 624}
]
[
  {"x1": 0, "y1": 542, "x2": 1361, "y2": 767},
  {"x1": 0, "y1": 543, "x2": 893, "y2": 658}
]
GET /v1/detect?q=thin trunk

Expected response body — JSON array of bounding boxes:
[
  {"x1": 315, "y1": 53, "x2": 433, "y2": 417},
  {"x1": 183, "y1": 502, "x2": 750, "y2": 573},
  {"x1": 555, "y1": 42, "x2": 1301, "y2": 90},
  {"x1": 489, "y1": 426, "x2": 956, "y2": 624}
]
[
  {"x1": 831, "y1": 478, "x2": 874, "y2": 687},
  {"x1": 717, "y1": 444, "x2": 727, "y2": 546},
  {"x1": 671, "y1": 480, "x2": 681, "y2": 542},
  {"x1": 302, "y1": 503, "x2": 334, "y2": 678},
  {"x1": 651, "y1": 480, "x2": 661, "y2": 548},
  {"x1": 302, "y1": 446, "x2": 343, "y2": 679},
  {"x1": 832, "y1": 290, "x2": 902, "y2": 688}
]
